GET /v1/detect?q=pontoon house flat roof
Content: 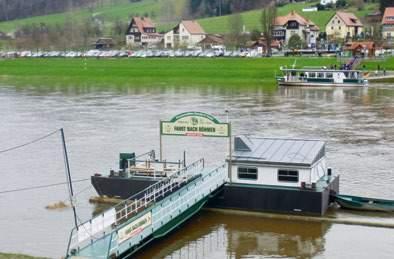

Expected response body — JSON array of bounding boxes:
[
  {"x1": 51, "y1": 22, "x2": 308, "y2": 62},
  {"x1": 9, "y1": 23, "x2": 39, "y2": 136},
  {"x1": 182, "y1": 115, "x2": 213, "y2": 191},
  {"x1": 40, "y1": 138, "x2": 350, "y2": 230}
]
[{"x1": 232, "y1": 135, "x2": 325, "y2": 167}]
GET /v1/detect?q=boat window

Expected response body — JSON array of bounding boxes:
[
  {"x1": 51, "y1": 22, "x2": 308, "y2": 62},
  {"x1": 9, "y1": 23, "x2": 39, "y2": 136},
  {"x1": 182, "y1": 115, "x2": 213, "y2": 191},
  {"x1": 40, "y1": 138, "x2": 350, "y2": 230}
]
[
  {"x1": 318, "y1": 72, "x2": 324, "y2": 78},
  {"x1": 238, "y1": 167, "x2": 258, "y2": 180},
  {"x1": 326, "y1": 73, "x2": 333, "y2": 78},
  {"x1": 278, "y1": 169, "x2": 299, "y2": 182},
  {"x1": 309, "y1": 72, "x2": 316, "y2": 78}
]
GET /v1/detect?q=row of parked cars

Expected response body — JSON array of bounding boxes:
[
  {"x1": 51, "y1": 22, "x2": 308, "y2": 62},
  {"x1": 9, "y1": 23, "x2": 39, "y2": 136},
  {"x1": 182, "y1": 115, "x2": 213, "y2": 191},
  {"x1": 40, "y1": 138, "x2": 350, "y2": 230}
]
[{"x1": 0, "y1": 49, "x2": 271, "y2": 59}]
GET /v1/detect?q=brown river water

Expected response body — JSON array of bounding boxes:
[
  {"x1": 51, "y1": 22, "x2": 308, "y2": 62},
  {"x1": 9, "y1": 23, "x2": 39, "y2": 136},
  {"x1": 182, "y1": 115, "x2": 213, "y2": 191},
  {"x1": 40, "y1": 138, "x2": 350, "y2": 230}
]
[{"x1": 0, "y1": 84, "x2": 393, "y2": 258}]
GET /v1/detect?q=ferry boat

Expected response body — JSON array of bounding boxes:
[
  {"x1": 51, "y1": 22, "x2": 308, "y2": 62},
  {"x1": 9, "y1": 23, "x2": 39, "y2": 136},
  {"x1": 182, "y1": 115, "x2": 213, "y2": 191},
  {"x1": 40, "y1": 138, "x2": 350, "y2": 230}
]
[
  {"x1": 68, "y1": 135, "x2": 339, "y2": 258},
  {"x1": 91, "y1": 150, "x2": 184, "y2": 199},
  {"x1": 277, "y1": 67, "x2": 368, "y2": 87},
  {"x1": 92, "y1": 136, "x2": 339, "y2": 216}
]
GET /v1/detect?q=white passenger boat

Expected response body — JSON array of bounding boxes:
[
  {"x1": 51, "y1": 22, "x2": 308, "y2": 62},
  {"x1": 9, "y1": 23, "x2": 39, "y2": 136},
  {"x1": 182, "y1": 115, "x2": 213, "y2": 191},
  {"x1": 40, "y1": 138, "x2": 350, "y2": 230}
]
[{"x1": 277, "y1": 67, "x2": 368, "y2": 87}]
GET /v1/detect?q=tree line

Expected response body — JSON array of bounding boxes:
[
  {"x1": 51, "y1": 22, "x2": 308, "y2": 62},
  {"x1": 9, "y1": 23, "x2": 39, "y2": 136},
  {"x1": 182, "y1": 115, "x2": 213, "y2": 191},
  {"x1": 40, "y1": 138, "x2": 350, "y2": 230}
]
[{"x1": 187, "y1": 0, "x2": 270, "y2": 17}]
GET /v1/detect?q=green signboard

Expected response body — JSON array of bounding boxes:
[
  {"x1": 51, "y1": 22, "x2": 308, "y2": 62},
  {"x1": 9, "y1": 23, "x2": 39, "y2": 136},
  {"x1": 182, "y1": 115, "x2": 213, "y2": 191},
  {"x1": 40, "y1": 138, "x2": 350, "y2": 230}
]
[{"x1": 160, "y1": 112, "x2": 230, "y2": 138}]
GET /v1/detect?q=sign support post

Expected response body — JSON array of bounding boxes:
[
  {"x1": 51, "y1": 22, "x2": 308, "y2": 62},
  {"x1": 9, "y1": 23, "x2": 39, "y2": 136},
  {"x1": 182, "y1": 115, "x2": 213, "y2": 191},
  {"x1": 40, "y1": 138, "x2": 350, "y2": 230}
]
[
  {"x1": 228, "y1": 122, "x2": 232, "y2": 184},
  {"x1": 159, "y1": 125, "x2": 163, "y2": 161}
]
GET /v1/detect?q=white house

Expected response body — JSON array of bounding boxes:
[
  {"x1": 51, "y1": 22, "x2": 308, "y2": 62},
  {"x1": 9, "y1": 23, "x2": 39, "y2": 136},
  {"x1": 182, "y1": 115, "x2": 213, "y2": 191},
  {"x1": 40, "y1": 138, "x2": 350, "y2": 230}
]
[
  {"x1": 325, "y1": 11, "x2": 364, "y2": 40},
  {"x1": 382, "y1": 7, "x2": 394, "y2": 43},
  {"x1": 125, "y1": 17, "x2": 163, "y2": 47},
  {"x1": 164, "y1": 20, "x2": 206, "y2": 48},
  {"x1": 272, "y1": 11, "x2": 320, "y2": 48},
  {"x1": 230, "y1": 136, "x2": 327, "y2": 188}
]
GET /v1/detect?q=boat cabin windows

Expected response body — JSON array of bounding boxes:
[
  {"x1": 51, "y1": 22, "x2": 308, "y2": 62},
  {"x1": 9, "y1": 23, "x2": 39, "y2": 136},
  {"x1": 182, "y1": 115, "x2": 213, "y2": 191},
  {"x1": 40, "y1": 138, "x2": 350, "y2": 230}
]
[
  {"x1": 237, "y1": 167, "x2": 258, "y2": 180},
  {"x1": 278, "y1": 169, "x2": 299, "y2": 182},
  {"x1": 326, "y1": 73, "x2": 333, "y2": 78}
]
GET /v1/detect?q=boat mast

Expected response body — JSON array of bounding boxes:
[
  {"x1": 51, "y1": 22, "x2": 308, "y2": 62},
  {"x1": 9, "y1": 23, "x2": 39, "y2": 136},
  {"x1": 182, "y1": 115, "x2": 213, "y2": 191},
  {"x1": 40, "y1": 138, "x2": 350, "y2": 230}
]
[{"x1": 60, "y1": 128, "x2": 79, "y2": 230}]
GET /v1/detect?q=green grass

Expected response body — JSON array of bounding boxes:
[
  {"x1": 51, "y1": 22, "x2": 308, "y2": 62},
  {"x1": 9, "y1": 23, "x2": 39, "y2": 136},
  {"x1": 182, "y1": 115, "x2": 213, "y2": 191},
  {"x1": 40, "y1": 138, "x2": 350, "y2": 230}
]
[
  {"x1": 0, "y1": 253, "x2": 47, "y2": 259},
  {"x1": 0, "y1": 0, "x2": 379, "y2": 36},
  {"x1": 362, "y1": 57, "x2": 394, "y2": 71},
  {"x1": 0, "y1": 57, "x2": 339, "y2": 88}
]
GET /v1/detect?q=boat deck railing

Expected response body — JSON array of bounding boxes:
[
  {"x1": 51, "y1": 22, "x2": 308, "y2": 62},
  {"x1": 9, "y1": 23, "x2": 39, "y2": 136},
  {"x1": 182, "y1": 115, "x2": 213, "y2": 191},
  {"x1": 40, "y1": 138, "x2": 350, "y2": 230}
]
[
  {"x1": 66, "y1": 158, "x2": 205, "y2": 256},
  {"x1": 126, "y1": 157, "x2": 184, "y2": 177}
]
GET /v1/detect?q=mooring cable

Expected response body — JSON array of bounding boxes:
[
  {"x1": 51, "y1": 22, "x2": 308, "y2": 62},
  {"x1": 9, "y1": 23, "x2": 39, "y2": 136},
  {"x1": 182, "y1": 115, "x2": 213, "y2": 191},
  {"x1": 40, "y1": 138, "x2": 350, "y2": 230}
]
[
  {"x1": 0, "y1": 178, "x2": 90, "y2": 194},
  {"x1": 0, "y1": 128, "x2": 60, "y2": 154}
]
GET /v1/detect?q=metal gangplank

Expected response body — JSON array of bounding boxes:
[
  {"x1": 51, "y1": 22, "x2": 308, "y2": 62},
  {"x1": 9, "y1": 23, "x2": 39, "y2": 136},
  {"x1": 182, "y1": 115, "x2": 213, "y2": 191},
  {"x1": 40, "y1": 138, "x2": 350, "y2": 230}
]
[{"x1": 66, "y1": 159, "x2": 227, "y2": 258}]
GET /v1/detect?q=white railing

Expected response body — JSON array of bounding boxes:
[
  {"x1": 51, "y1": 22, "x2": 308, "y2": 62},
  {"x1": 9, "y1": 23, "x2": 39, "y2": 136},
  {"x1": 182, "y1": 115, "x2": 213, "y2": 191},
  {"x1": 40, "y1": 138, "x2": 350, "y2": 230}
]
[
  {"x1": 108, "y1": 163, "x2": 227, "y2": 257},
  {"x1": 114, "y1": 158, "x2": 204, "y2": 224},
  {"x1": 66, "y1": 158, "x2": 204, "y2": 256}
]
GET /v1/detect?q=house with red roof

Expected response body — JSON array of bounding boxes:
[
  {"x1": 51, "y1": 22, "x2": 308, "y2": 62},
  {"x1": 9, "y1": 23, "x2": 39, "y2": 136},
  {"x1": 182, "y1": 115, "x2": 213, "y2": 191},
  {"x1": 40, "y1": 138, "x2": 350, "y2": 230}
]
[
  {"x1": 125, "y1": 17, "x2": 163, "y2": 47},
  {"x1": 164, "y1": 20, "x2": 206, "y2": 48},
  {"x1": 325, "y1": 11, "x2": 363, "y2": 40},
  {"x1": 343, "y1": 41, "x2": 376, "y2": 57},
  {"x1": 272, "y1": 11, "x2": 319, "y2": 48},
  {"x1": 382, "y1": 7, "x2": 394, "y2": 42}
]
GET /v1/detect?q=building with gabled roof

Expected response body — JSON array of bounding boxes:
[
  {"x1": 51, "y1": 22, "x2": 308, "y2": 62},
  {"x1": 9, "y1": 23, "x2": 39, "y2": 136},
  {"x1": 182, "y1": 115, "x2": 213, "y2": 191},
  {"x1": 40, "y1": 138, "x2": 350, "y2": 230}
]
[
  {"x1": 272, "y1": 11, "x2": 319, "y2": 48},
  {"x1": 343, "y1": 41, "x2": 376, "y2": 57},
  {"x1": 325, "y1": 11, "x2": 364, "y2": 40},
  {"x1": 125, "y1": 17, "x2": 163, "y2": 47},
  {"x1": 382, "y1": 7, "x2": 394, "y2": 44},
  {"x1": 164, "y1": 20, "x2": 206, "y2": 48}
]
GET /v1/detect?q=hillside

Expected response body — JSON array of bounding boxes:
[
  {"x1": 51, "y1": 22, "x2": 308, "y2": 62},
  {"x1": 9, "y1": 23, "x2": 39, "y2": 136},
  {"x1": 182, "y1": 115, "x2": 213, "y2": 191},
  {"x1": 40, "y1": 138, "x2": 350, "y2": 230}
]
[
  {"x1": 0, "y1": 0, "x2": 163, "y2": 33},
  {"x1": 0, "y1": 0, "x2": 379, "y2": 35},
  {"x1": 199, "y1": 1, "x2": 379, "y2": 34}
]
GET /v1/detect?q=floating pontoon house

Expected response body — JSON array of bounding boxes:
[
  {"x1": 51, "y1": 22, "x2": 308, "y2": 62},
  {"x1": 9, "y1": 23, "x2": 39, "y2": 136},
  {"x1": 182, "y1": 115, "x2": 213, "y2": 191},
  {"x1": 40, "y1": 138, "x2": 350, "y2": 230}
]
[{"x1": 209, "y1": 135, "x2": 339, "y2": 216}]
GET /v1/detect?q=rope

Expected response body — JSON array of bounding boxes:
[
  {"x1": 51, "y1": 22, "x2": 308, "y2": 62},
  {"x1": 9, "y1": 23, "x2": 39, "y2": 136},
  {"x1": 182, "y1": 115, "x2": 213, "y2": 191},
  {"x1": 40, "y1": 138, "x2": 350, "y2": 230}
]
[
  {"x1": 0, "y1": 129, "x2": 60, "y2": 155},
  {"x1": 0, "y1": 178, "x2": 90, "y2": 194}
]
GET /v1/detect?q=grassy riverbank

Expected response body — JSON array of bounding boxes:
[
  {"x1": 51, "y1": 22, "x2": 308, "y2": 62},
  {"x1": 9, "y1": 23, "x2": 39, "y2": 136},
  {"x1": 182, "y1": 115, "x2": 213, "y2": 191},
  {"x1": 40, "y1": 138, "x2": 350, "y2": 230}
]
[
  {"x1": 0, "y1": 57, "x2": 340, "y2": 88},
  {"x1": 1, "y1": 57, "x2": 393, "y2": 88},
  {"x1": 362, "y1": 58, "x2": 394, "y2": 71},
  {"x1": 0, "y1": 253, "x2": 47, "y2": 259}
]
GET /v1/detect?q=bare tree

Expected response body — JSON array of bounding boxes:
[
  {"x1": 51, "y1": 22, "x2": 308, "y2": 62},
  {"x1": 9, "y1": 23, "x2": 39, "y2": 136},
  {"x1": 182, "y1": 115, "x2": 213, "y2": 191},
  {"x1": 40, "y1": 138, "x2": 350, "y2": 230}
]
[
  {"x1": 261, "y1": 3, "x2": 276, "y2": 56},
  {"x1": 227, "y1": 12, "x2": 244, "y2": 48},
  {"x1": 159, "y1": 0, "x2": 176, "y2": 23}
]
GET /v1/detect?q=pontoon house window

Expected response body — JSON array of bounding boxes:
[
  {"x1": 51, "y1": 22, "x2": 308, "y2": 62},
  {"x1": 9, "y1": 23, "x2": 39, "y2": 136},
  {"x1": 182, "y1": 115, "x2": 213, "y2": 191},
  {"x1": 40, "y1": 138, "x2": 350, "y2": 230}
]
[
  {"x1": 238, "y1": 167, "x2": 258, "y2": 180},
  {"x1": 278, "y1": 170, "x2": 299, "y2": 182}
]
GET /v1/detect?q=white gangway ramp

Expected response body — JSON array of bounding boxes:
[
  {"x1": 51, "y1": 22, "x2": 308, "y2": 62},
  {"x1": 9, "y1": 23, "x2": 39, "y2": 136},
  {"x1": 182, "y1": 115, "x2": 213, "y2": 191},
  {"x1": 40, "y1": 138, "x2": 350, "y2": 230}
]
[{"x1": 66, "y1": 159, "x2": 227, "y2": 258}]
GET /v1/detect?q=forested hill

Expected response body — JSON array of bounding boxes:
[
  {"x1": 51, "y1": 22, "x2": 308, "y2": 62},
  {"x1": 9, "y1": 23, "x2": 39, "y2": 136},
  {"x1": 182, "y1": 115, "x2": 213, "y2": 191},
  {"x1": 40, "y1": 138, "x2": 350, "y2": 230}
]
[{"x1": 0, "y1": 0, "x2": 112, "y2": 22}]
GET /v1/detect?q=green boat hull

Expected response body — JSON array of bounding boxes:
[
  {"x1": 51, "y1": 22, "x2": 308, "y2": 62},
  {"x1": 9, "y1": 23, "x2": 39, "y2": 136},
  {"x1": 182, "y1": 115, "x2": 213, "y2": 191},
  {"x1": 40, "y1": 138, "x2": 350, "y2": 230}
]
[{"x1": 335, "y1": 194, "x2": 394, "y2": 212}]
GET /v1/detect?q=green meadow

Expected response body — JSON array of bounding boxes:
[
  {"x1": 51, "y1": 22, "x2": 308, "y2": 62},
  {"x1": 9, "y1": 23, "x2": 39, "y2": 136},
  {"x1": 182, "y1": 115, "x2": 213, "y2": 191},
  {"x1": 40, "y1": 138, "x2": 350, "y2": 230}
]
[
  {"x1": 0, "y1": 0, "x2": 162, "y2": 33},
  {"x1": 362, "y1": 58, "x2": 394, "y2": 71},
  {"x1": 0, "y1": 57, "x2": 341, "y2": 88}
]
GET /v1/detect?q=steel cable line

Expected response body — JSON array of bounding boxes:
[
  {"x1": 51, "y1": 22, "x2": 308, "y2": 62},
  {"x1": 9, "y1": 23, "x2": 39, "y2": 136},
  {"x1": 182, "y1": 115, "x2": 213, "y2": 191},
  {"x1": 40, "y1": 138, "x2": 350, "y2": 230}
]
[
  {"x1": 0, "y1": 129, "x2": 60, "y2": 154},
  {"x1": 0, "y1": 178, "x2": 90, "y2": 194}
]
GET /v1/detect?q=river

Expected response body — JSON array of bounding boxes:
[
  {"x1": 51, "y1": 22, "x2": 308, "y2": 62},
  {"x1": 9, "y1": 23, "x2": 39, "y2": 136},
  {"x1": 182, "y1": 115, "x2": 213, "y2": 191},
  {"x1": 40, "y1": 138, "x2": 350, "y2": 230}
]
[{"x1": 0, "y1": 84, "x2": 393, "y2": 258}]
